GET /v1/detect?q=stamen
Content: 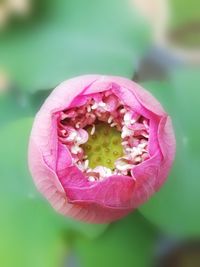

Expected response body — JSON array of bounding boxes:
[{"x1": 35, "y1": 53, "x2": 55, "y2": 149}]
[
  {"x1": 87, "y1": 105, "x2": 91, "y2": 112},
  {"x1": 90, "y1": 124, "x2": 95, "y2": 135},
  {"x1": 84, "y1": 159, "x2": 89, "y2": 169},
  {"x1": 120, "y1": 108, "x2": 126, "y2": 114},
  {"x1": 138, "y1": 142, "x2": 147, "y2": 149},
  {"x1": 67, "y1": 131, "x2": 77, "y2": 142},
  {"x1": 141, "y1": 131, "x2": 149, "y2": 138},
  {"x1": 108, "y1": 116, "x2": 113, "y2": 124},
  {"x1": 76, "y1": 136, "x2": 82, "y2": 143},
  {"x1": 110, "y1": 122, "x2": 117, "y2": 127},
  {"x1": 88, "y1": 176, "x2": 96, "y2": 182},
  {"x1": 121, "y1": 126, "x2": 132, "y2": 138},
  {"x1": 115, "y1": 158, "x2": 133, "y2": 171},
  {"x1": 95, "y1": 111, "x2": 101, "y2": 117},
  {"x1": 71, "y1": 145, "x2": 82, "y2": 154},
  {"x1": 124, "y1": 112, "x2": 132, "y2": 125},
  {"x1": 75, "y1": 122, "x2": 80, "y2": 128},
  {"x1": 91, "y1": 103, "x2": 98, "y2": 110},
  {"x1": 121, "y1": 141, "x2": 128, "y2": 146},
  {"x1": 60, "y1": 129, "x2": 67, "y2": 137},
  {"x1": 134, "y1": 156, "x2": 142, "y2": 163},
  {"x1": 99, "y1": 101, "x2": 106, "y2": 108}
]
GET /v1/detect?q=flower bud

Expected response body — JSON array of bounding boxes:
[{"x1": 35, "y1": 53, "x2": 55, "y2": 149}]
[{"x1": 28, "y1": 75, "x2": 176, "y2": 223}]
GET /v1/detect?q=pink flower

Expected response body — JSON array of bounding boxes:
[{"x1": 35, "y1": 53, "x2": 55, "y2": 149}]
[{"x1": 28, "y1": 75, "x2": 176, "y2": 223}]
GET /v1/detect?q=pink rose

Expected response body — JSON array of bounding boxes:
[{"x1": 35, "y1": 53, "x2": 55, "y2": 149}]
[{"x1": 28, "y1": 75, "x2": 176, "y2": 223}]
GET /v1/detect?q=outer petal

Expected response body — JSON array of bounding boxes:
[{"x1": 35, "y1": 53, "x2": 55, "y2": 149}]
[
  {"x1": 131, "y1": 116, "x2": 176, "y2": 207},
  {"x1": 156, "y1": 116, "x2": 176, "y2": 189},
  {"x1": 30, "y1": 75, "x2": 100, "y2": 170},
  {"x1": 59, "y1": 167, "x2": 135, "y2": 209},
  {"x1": 105, "y1": 76, "x2": 166, "y2": 116}
]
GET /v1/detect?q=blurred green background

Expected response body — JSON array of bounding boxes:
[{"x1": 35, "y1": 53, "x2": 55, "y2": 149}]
[{"x1": 0, "y1": 0, "x2": 200, "y2": 266}]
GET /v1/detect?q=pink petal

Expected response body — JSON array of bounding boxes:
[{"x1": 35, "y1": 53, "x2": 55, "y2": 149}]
[
  {"x1": 104, "y1": 94, "x2": 119, "y2": 112},
  {"x1": 62, "y1": 174, "x2": 136, "y2": 209}
]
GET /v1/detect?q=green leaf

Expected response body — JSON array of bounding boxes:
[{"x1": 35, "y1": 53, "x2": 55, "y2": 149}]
[
  {"x1": 0, "y1": 118, "x2": 67, "y2": 267},
  {"x1": 168, "y1": 0, "x2": 200, "y2": 48},
  {"x1": 0, "y1": 198, "x2": 68, "y2": 267},
  {"x1": 139, "y1": 68, "x2": 200, "y2": 237},
  {"x1": 65, "y1": 219, "x2": 108, "y2": 240},
  {"x1": 0, "y1": 118, "x2": 36, "y2": 197},
  {"x1": 0, "y1": 0, "x2": 150, "y2": 92},
  {"x1": 169, "y1": 0, "x2": 200, "y2": 28},
  {"x1": 74, "y1": 212, "x2": 157, "y2": 267},
  {"x1": 0, "y1": 89, "x2": 32, "y2": 127}
]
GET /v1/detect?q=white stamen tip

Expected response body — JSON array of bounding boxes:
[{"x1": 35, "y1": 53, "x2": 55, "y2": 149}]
[
  {"x1": 84, "y1": 159, "x2": 89, "y2": 169},
  {"x1": 71, "y1": 145, "x2": 81, "y2": 154},
  {"x1": 88, "y1": 176, "x2": 96, "y2": 182},
  {"x1": 91, "y1": 124, "x2": 95, "y2": 135},
  {"x1": 121, "y1": 141, "x2": 128, "y2": 146},
  {"x1": 108, "y1": 116, "x2": 113, "y2": 124},
  {"x1": 120, "y1": 108, "x2": 126, "y2": 114},
  {"x1": 76, "y1": 136, "x2": 82, "y2": 142},
  {"x1": 135, "y1": 156, "x2": 141, "y2": 163},
  {"x1": 99, "y1": 101, "x2": 106, "y2": 107},
  {"x1": 91, "y1": 103, "x2": 98, "y2": 110},
  {"x1": 87, "y1": 106, "x2": 91, "y2": 112},
  {"x1": 115, "y1": 159, "x2": 133, "y2": 171},
  {"x1": 142, "y1": 132, "x2": 149, "y2": 138},
  {"x1": 66, "y1": 131, "x2": 77, "y2": 142},
  {"x1": 75, "y1": 122, "x2": 80, "y2": 128},
  {"x1": 121, "y1": 126, "x2": 132, "y2": 138},
  {"x1": 138, "y1": 143, "x2": 147, "y2": 149},
  {"x1": 111, "y1": 122, "x2": 117, "y2": 127}
]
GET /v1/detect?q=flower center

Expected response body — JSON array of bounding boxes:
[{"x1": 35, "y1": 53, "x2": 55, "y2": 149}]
[
  {"x1": 57, "y1": 90, "x2": 150, "y2": 181},
  {"x1": 82, "y1": 122, "x2": 123, "y2": 169}
]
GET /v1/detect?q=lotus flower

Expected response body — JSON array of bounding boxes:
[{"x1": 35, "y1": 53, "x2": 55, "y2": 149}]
[{"x1": 28, "y1": 75, "x2": 176, "y2": 223}]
